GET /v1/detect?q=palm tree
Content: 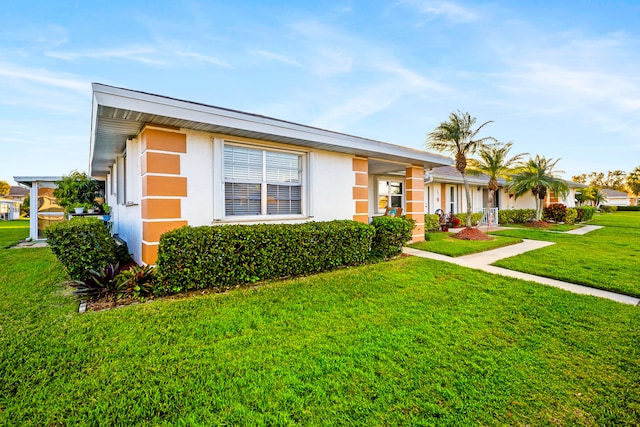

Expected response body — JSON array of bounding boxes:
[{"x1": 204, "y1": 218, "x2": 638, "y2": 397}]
[
  {"x1": 507, "y1": 155, "x2": 569, "y2": 221},
  {"x1": 590, "y1": 187, "x2": 607, "y2": 208},
  {"x1": 426, "y1": 111, "x2": 495, "y2": 227},
  {"x1": 467, "y1": 142, "x2": 528, "y2": 211}
]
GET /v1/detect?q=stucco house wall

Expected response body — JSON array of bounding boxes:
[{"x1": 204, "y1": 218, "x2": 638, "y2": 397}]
[{"x1": 90, "y1": 84, "x2": 451, "y2": 265}]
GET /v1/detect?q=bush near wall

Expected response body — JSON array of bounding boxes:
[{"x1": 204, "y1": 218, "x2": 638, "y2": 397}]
[
  {"x1": 576, "y1": 206, "x2": 595, "y2": 222},
  {"x1": 455, "y1": 212, "x2": 483, "y2": 227},
  {"x1": 370, "y1": 216, "x2": 416, "y2": 259},
  {"x1": 45, "y1": 217, "x2": 117, "y2": 280},
  {"x1": 543, "y1": 203, "x2": 568, "y2": 223},
  {"x1": 565, "y1": 208, "x2": 578, "y2": 224},
  {"x1": 156, "y1": 220, "x2": 375, "y2": 295},
  {"x1": 616, "y1": 206, "x2": 640, "y2": 211},
  {"x1": 498, "y1": 209, "x2": 536, "y2": 224},
  {"x1": 424, "y1": 214, "x2": 441, "y2": 232},
  {"x1": 599, "y1": 205, "x2": 618, "y2": 213}
]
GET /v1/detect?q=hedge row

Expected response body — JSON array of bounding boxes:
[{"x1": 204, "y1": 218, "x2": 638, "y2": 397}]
[
  {"x1": 370, "y1": 216, "x2": 415, "y2": 259},
  {"x1": 45, "y1": 217, "x2": 118, "y2": 280},
  {"x1": 156, "y1": 220, "x2": 376, "y2": 295},
  {"x1": 425, "y1": 214, "x2": 441, "y2": 232},
  {"x1": 615, "y1": 205, "x2": 640, "y2": 211},
  {"x1": 455, "y1": 212, "x2": 483, "y2": 227},
  {"x1": 576, "y1": 206, "x2": 595, "y2": 221},
  {"x1": 498, "y1": 209, "x2": 536, "y2": 224}
]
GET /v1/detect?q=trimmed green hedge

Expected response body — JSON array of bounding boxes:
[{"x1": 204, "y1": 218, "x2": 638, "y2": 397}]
[
  {"x1": 565, "y1": 208, "x2": 578, "y2": 224},
  {"x1": 424, "y1": 214, "x2": 441, "y2": 232},
  {"x1": 498, "y1": 209, "x2": 536, "y2": 224},
  {"x1": 156, "y1": 220, "x2": 375, "y2": 295},
  {"x1": 45, "y1": 217, "x2": 117, "y2": 280},
  {"x1": 599, "y1": 205, "x2": 618, "y2": 213},
  {"x1": 576, "y1": 206, "x2": 595, "y2": 221},
  {"x1": 370, "y1": 216, "x2": 415, "y2": 259},
  {"x1": 455, "y1": 212, "x2": 483, "y2": 227},
  {"x1": 614, "y1": 206, "x2": 640, "y2": 211}
]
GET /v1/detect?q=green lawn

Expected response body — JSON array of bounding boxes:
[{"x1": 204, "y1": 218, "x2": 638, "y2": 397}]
[
  {"x1": 501, "y1": 222, "x2": 581, "y2": 232},
  {"x1": 590, "y1": 211, "x2": 640, "y2": 228},
  {"x1": 492, "y1": 212, "x2": 640, "y2": 297},
  {"x1": 0, "y1": 219, "x2": 29, "y2": 248},
  {"x1": 1, "y1": 220, "x2": 639, "y2": 425},
  {"x1": 409, "y1": 232, "x2": 522, "y2": 256}
]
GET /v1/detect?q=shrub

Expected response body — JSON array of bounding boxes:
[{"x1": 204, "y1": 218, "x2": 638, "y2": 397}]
[
  {"x1": 70, "y1": 264, "x2": 125, "y2": 301},
  {"x1": 45, "y1": 217, "x2": 117, "y2": 280},
  {"x1": 565, "y1": 208, "x2": 578, "y2": 224},
  {"x1": 599, "y1": 205, "x2": 618, "y2": 213},
  {"x1": 449, "y1": 213, "x2": 461, "y2": 228},
  {"x1": 370, "y1": 216, "x2": 416, "y2": 259},
  {"x1": 424, "y1": 214, "x2": 441, "y2": 232},
  {"x1": 576, "y1": 206, "x2": 595, "y2": 222},
  {"x1": 455, "y1": 212, "x2": 483, "y2": 226},
  {"x1": 53, "y1": 170, "x2": 101, "y2": 213},
  {"x1": 156, "y1": 220, "x2": 375, "y2": 296},
  {"x1": 543, "y1": 203, "x2": 567, "y2": 223},
  {"x1": 498, "y1": 209, "x2": 536, "y2": 224},
  {"x1": 616, "y1": 206, "x2": 640, "y2": 211},
  {"x1": 117, "y1": 265, "x2": 156, "y2": 300}
]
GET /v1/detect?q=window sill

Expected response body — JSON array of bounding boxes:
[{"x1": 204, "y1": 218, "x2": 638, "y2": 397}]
[{"x1": 213, "y1": 215, "x2": 312, "y2": 224}]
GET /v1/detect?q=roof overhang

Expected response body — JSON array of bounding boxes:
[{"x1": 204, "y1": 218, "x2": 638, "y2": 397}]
[
  {"x1": 14, "y1": 176, "x2": 63, "y2": 188},
  {"x1": 89, "y1": 83, "x2": 452, "y2": 177}
]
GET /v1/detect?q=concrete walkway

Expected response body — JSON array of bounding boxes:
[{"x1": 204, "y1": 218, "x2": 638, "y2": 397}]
[
  {"x1": 403, "y1": 235, "x2": 640, "y2": 306},
  {"x1": 564, "y1": 225, "x2": 603, "y2": 235}
]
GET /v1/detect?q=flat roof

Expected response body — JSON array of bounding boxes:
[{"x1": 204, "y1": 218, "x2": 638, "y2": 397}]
[{"x1": 89, "y1": 83, "x2": 452, "y2": 176}]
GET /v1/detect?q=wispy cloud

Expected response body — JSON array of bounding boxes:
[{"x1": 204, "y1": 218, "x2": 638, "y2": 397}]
[
  {"x1": 0, "y1": 62, "x2": 88, "y2": 93},
  {"x1": 176, "y1": 51, "x2": 231, "y2": 68},
  {"x1": 46, "y1": 46, "x2": 164, "y2": 65},
  {"x1": 397, "y1": 0, "x2": 479, "y2": 23},
  {"x1": 250, "y1": 50, "x2": 301, "y2": 67}
]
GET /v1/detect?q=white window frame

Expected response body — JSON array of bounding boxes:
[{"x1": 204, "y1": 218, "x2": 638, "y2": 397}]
[
  {"x1": 219, "y1": 140, "x2": 307, "y2": 220},
  {"x1": 377, "y1": 178, "x2": 404, "y2": 214}
]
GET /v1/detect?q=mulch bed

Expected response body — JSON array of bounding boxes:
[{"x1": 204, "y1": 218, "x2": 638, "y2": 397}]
[
  {"x1": 451, "y1": 227, "x2": 493, "y2": 241},
  {"x1": 525, "y1": 221, "x2": 552, "y2": 228}
]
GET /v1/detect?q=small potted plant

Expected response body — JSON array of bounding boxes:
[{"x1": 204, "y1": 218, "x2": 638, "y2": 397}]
[
  {"x1": 73, "y1": 203, "x2": 85, "y2": 214},
  {"x1": 102, "y1": 203, "x2": 111, "y2": 221}
]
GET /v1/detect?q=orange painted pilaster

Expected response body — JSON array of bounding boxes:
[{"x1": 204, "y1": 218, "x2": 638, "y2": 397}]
[
  {"x1": 352, "y1": 157, "x2": 369, "y2": 223},
  {"x1": 405, "y1": 165, "x2": 425, "y2": 242},
  {"x1": 140, "y1": 127, "x2": 188, "y2": 265}
]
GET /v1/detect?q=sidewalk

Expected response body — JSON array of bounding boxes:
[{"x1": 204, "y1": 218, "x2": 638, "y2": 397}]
[{"x1": 403, "y1": 238, "x2": 640, "y2": 306}]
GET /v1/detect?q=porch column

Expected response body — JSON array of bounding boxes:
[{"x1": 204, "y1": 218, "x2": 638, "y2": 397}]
[
  {"x1": 140, "y1": 127, "x2": 188, "y2": 265},
  {"x1": 352, "y1": 157, "x2": 369, "y2": 223},
  {"x1": 406, "y1": 165, "x2": 425, "y2": 242}
]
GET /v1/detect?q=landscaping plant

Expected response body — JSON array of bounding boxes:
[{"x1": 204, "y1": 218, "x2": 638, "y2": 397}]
[
  {"x1": 370, "y1": 216, "x2": 416, "y2": 259},
  {"x1": 44, "y1": 217, "x2": 117, "y2": 280},
  {"x1": 53, "y1": 170, "x2": 101, "y2": 214}
]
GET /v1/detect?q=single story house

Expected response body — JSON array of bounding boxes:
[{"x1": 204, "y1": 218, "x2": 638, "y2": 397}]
[
  {"x1": 89, "y1": 84, "x2": 452, "y2": 265},
  {"x1": 601, "y1": 188, "x2": 632, "y2": 206},
  {"x1": 13, "y1": 176, "x2": 64, "y2": 240},
  {"x1": 425, "y1": 166, "x2": 587, "y2": 215}
]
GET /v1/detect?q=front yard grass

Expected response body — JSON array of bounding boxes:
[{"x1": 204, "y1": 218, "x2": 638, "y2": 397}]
[
  {"x1": 590, "y1": 211, "x2": 640, "y2": 228},
  {"x1": 492, "y1": 214, "x2": 640, "y2": 297},
  {"x1": 408, "y1": 232, "x2": 522, "y2": 256},
  {"x1": 1, "y1": 222, "x2": 638, "y2": 425},
  {"x1": 501, "y1": 222, "x2": 581, "y2": 232}
]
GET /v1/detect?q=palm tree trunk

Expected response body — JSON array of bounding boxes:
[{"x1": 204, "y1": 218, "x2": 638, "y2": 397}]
[
  {"x1": 462, "y1": 174, "x2": 473, "y2": 228},
  {"x1": 488, "y1": 189, "x2": 495, "y2": 209}
]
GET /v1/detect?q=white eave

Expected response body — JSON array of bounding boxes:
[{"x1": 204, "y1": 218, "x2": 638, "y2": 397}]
[
  {"x1": 14, "y1": 176, "x2": 63, "y2": 187},
  {"x1": 89, "y1": 83, "x2": 452, "y2": 176}
]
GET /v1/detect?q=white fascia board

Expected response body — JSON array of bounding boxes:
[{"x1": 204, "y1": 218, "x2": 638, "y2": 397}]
[
  {"x1": 91, "y1": 84, "x2": 452, "y2": 166},
  {"x1": 13, "y1": 176, "x2": 63, "y2": 187}
]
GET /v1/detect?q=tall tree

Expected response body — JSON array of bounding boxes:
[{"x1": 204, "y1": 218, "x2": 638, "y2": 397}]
[
  {"x1": 0, "y1": 180, "x2": 9, "y2": 196},
  {"x1": 508, "y1": 155, "x2": 569, "y2": 221},
  {"x1": 467, "y1": 142, "x2": 527, "y2": 211},
  {"x1": 426, "y1": 111, "x2": 495, "y2": 227},
  {"x1": 571, "y1": 170, "x2": 626, "y2": 190},
  {"x1": 627, "y1": 166, "x2": 640, "y2": 199}
]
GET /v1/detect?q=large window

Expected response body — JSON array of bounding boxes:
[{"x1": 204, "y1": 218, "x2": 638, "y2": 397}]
[
  {"x1": 224, "y1": 144, "x2": 302, "y2": 216},
  {"x1": 378, "y1": 180, "x2": 403, "y2": 213}
]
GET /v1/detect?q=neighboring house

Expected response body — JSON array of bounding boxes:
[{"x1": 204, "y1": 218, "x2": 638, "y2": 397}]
[
  {"x1": 425, "y1": 166, "x2": 586, "y2": 214},
  {"x1": 89, "y1": 84, "x2": 452, "y2": 265},
  {"x1": 13, "y1": 177, "x2": 64, "y2": 240},
  {"x1": 601, "y1": 188, "x2": 632, "y2": 206},
  {"x1": 0, "y1": 186, "x2": 29, "y2": 220}
]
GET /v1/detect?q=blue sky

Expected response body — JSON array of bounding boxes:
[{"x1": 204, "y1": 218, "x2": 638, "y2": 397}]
[{"x1": 2, "y1": 1, "x2": 639, "y2": 185}]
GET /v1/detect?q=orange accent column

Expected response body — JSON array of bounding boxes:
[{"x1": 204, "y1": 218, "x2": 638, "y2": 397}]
[
  {"x1": 406, "y1": 165, "x2": 425, "y2": 242},
  {"x1": 140, "y1": 127, "x2": 188, "y2": 264},
  {"x1": 352, "y1": 157, "x2": 369, "y2": 223}
]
